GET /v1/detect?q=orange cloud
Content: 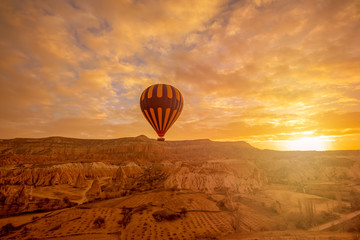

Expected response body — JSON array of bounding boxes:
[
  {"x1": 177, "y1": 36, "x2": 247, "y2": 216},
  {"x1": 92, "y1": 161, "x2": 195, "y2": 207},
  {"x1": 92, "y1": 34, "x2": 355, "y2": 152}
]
[{"x1": 0, "y1": 0, "x2": 359, "y2": 150}]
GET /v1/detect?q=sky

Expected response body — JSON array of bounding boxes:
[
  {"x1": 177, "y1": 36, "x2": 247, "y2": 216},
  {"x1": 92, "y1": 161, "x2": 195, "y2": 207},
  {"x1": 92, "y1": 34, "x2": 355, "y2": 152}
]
[{"x1": 0, "y1": 0, "x2": 359, "y2": 150}]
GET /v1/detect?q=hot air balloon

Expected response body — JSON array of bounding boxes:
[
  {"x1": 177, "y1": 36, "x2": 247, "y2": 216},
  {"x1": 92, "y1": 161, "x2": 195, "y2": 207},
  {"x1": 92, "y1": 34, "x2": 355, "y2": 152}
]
[{"x1": 140, "y1": 84, "x2": 183, "y2": 141}]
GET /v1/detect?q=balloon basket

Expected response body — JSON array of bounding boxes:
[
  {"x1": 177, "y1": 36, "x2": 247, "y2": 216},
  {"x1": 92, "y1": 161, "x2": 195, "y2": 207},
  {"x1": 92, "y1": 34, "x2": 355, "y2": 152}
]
[{"x1": 157, "y1": 138, "x2": 165, "y2": 141}]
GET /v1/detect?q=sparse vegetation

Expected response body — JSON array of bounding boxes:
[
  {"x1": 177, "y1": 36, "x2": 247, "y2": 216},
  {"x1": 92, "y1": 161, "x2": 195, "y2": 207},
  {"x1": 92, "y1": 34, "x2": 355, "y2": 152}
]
[
  {"x1": 270, "y1": 200, "x2": 282, "y2": 214},
  {"x1": 119, "y1": 207, "x2": 133, "y2": 228},
  {"x1": 63, "y1": 196, "x2": 70, "y2": 205},
  {"x1": 180, "y1": 207, "x2": 187, "y2": 217},
  {"x1": 93, "y1": 216, "x2": 105, "y2": 228},
  {"x1": 0, "y1": 223, "x2": 15, "y2": 236},
  {"x1": 216, "y1": 200, "x2": 227, "y2": 211},
  {"x1": 152, "y1": 209, "x2": 181, "y2": 222},
  {"x1": 49, "y1": 224, "x2": 61, "y2": 231}
]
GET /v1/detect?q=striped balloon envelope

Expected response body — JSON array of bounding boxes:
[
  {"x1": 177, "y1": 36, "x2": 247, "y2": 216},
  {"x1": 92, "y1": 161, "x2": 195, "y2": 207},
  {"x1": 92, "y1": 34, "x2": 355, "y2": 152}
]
[{"x1": 140, "y1": 84, "x2": 183, "y2": 141}]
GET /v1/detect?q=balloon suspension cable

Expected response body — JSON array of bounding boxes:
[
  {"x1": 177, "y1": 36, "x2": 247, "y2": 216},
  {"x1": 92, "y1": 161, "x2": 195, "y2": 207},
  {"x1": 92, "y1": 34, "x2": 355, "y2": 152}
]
[{"x1": 157, "y1": 138, "x2": 165, "y2": 141}]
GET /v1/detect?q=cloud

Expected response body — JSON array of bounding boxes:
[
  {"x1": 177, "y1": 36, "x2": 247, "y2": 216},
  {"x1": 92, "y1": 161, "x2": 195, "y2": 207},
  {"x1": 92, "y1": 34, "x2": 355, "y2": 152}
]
[
  {"x1": 0, "y1": 0, "x2": 359, "y2": 149},
  {"x1": 314, "y1": 112, "x2": 360, "y2": 131}
]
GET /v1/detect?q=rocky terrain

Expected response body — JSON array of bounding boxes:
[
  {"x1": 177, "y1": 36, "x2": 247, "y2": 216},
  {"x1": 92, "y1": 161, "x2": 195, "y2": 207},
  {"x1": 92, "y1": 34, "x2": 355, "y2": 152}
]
[
  {"x1": 0, "y1": 135, "x2": 254, "y2": 166},
  {"x1": 0, "y1": 136, "x2": 359, "y2": 239}
]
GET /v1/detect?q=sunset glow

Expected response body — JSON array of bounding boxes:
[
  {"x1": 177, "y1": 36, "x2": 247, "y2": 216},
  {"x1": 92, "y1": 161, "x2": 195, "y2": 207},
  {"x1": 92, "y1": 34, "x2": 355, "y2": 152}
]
[
  {"x1": 0, "y1": 0, "x2": 359, "y2": 150},
  {"x1": 284, "y1": 137, "x2": 331, "y2": 151}
]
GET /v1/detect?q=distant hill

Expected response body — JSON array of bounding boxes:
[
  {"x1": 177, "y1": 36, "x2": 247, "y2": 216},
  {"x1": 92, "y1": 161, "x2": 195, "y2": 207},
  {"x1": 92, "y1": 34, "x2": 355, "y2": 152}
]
[{"x1": 0, "y1": 135, "x2": 257, "y2": 166}]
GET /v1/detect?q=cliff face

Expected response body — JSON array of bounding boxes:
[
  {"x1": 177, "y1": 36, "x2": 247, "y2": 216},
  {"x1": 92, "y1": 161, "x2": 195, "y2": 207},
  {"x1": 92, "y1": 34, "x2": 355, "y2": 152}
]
[
  {"x1": 164, "y1": 160, "x2": 265, "y2": 193},
  {"x1": 0, "y1": 162, "x2": 118, "y2": 186},
  {"x1": 0, "y1": 136, "x2": 256, "y2": 166}
]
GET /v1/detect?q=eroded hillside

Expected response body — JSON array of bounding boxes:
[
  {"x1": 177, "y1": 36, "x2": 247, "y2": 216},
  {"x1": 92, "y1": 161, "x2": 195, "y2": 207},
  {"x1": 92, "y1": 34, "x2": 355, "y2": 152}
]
[
  {"x1": 0, "y1": 135, "x2": 255, "y2": 166},
  {"x1": 0, "y1": 136, "x2": 359, "y2": 239}
]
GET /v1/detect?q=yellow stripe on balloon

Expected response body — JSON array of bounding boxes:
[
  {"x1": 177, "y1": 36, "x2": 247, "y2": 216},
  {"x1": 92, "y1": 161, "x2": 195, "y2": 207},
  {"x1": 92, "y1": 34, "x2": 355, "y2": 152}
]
[
  {"x1": 144, "y1": 110, "x2": 156, "y2": 130},
  {"x1": 163, "y1": 108, "x2": 171, "y2": 130},
  {"x1": 175, "y1": 88, "x2": 180, "y2": 101},
  {"x1": 141, "y1": 90, "x2": 145, "y2": 101},
  {"x1": 150, "y1": 108, "x2": 159, "y2": 130},
  {"x1": 165, "y1": 110, "x2": 177, "y2": 132},
  {"x1": 158, "y1": 107, "x2": 162, "y2": 130},
  {"x1": 174, "y1": 103, "x2": 183, "y2": 123},
  {"x1": 166, "y1": 85, "x2": 173, "y2": 99},
  {"x1": 147, "y1": 85, "x2": 155, "y2": 99},
  {"x1": 157, "y1": 84, "x2": 163, "y2": 98},
  {"x1": 167, "y1": 104, "x2": 182, "y2": 131}
]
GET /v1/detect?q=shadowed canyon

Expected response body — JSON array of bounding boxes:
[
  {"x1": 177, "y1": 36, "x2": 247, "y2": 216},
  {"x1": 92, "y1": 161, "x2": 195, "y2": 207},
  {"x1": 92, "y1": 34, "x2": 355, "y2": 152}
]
[{"x1": 0, "y1": 136, "x2": 360, "y2": 239}]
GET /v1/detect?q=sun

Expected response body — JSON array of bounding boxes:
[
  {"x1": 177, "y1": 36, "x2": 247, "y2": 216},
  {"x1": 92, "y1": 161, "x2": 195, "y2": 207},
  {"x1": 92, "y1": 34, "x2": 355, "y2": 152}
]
[{"x1": 284, "y1": 136, "x2": 330, "y2": 151}]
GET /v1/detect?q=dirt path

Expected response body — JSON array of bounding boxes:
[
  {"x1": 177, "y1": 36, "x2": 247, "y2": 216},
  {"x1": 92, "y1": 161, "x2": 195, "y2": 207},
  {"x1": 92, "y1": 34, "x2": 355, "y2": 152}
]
[{"x1": 309, "y1": 210, "x2": 360, "y2": 231}]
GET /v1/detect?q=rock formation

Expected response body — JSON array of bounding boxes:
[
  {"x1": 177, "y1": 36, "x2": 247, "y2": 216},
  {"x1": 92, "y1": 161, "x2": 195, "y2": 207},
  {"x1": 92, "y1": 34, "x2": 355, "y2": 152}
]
[
  {"x1": 0, "y1": 162, "x2": 118, "y2": 186},
  {"x1": 85, "y1": 178, "x2": 101, "y2": 201},
  {"x1": 0, "y1": 135, "x2": 359, "y2": 218},
  {"x1": 164, "y1": 160, "x2": 264, "y2": 194},
  {"x1": 0, "y1": 185, "x2": 28, "y2": 216},
  {"x1": 74, "y1": 173, "x2": 85, "y2": 188},
  {"x1": 0, "y1": 136, "x2": 256, "y2": 166}
]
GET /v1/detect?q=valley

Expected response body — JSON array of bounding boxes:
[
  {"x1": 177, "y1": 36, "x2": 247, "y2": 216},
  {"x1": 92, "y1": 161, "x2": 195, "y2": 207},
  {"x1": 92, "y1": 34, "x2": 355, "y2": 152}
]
[{"x1": 0, "y1": 136, "x2": 359, "y2": 239}]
